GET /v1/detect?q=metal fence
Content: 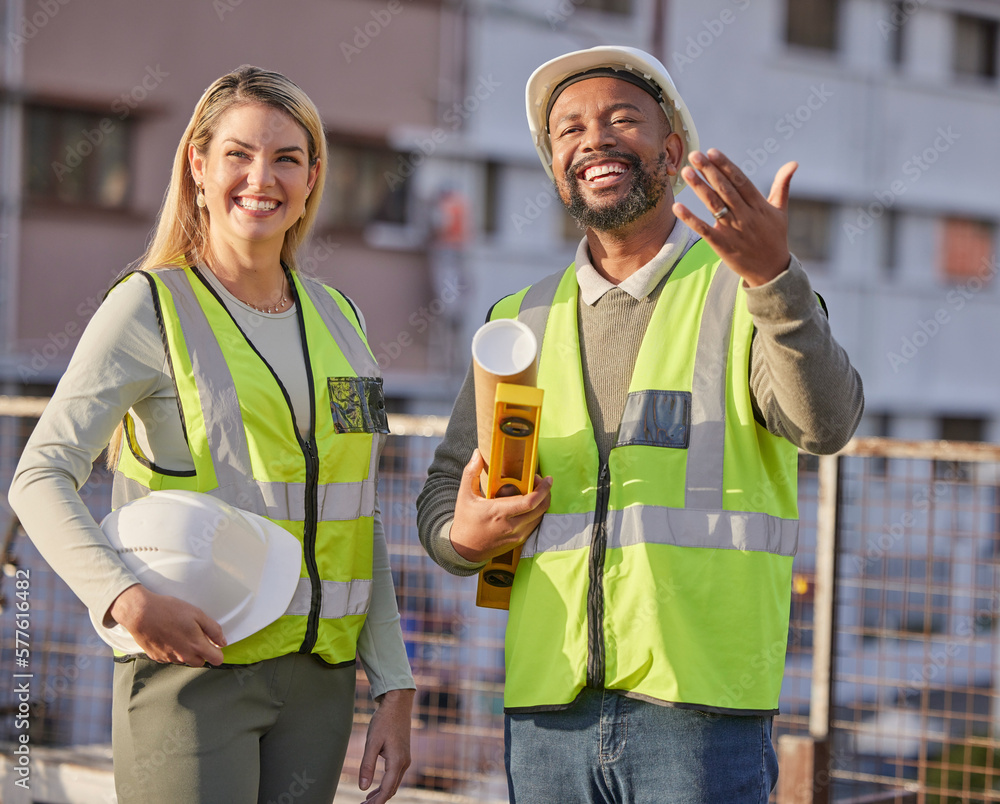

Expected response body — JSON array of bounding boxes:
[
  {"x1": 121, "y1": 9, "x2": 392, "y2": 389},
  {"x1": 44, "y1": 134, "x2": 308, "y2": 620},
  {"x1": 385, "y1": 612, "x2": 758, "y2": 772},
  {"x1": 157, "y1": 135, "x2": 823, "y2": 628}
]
[{"x1": 1, "y1": 397, "x2": 1000, "y2": 803}]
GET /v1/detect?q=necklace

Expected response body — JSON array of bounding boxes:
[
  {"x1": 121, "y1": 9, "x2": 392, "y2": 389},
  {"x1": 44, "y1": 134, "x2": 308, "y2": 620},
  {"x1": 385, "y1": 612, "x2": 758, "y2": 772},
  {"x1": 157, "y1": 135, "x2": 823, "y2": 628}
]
[{"x1": 235, "y1": 277, "x2": 290, "y2": 314}]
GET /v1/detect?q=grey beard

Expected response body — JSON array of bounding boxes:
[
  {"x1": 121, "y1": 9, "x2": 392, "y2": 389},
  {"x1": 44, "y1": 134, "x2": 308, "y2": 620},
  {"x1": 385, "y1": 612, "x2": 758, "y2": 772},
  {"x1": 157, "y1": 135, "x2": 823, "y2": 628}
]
[{"x1": 561, "y1": 151, "x2": 668, "y2": 232}]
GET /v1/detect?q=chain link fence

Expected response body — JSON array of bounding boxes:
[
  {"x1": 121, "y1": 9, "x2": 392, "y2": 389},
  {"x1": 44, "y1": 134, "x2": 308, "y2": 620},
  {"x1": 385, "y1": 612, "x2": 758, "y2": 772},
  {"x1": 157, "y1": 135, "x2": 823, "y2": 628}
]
[{"x1": 1, "y1": 398, "x2": 1000, "y2": 802}]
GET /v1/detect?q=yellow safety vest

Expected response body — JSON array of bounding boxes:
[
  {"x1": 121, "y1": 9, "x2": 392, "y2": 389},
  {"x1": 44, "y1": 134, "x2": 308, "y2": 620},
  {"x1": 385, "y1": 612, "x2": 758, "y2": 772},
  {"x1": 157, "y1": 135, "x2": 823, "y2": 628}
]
[
  {"x1": 113, "y1": 265, "x2": 387, "y2": 665},
  {"x1": 492, "y1": 239, "x2": 799, "y2": 713}
]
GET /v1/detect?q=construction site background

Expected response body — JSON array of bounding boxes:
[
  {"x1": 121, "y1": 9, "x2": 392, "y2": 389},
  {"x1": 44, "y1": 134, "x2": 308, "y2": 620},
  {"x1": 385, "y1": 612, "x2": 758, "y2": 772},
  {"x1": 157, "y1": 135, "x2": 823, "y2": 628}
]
[{"x1": 1, "y1": 400, "x2": 1000, "y2": 803}]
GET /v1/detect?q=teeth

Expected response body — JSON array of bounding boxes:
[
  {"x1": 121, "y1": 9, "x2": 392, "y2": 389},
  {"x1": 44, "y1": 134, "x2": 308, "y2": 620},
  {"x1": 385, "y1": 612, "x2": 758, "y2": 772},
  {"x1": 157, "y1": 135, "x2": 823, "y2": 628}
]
[
  {"x1": 584, "y1": 164, "x2": 627, "y2": 181},
  {"x1": 237, "y1": 198, "x2": 277, "y2": 211}
]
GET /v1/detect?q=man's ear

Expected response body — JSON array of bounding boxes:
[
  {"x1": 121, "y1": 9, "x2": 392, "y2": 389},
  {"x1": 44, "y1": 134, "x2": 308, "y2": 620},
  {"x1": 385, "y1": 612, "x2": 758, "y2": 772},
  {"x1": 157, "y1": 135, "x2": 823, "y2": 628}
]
[{"x1": 664, "y1": 130, "x2": 685, "y2": 177}]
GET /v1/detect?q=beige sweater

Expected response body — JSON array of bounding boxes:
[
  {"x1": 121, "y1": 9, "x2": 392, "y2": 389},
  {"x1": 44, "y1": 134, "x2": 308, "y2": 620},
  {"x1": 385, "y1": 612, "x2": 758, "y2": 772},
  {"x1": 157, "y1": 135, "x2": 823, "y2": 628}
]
[
  {"x1": 416, "y1": 224, "x2": 865, "y2": 575},
  {"x1": 9, "y1": 268, "x2": 414, "y2": 697}
]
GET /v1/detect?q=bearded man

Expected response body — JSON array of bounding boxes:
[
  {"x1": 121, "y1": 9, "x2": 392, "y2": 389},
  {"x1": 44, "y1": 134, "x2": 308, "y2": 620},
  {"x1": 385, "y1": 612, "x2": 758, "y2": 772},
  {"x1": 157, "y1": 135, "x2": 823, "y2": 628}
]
[{"x1": 417, "y1": 46, "x2": 863, "y2": 804}]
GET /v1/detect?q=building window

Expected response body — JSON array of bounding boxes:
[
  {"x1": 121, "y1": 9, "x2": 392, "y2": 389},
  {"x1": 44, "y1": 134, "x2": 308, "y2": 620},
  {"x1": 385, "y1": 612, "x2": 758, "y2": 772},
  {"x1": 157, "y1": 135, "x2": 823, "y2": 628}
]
[
  {"x1": 887, "y1": 2, "x2": 906, "y2": 66},
  {"x1": 785, "y1": 0, "x2": 839, "y2": 50},
  {"x1": 23, "y1": 104, "x2": 131, "y2": 209},
  {"x1": 861, "y1": 557, "x2": 948, "y2": 638},
  {"x1": 881, "y1": 209, "x2": 900, "y2": 276},
  {"x1": 868, "y1": 411, "x2": 892, "y2": 476},
  {"x1": 325, "y1": 137, "x2": 410, "y2": 230},
  {"x1": 576, "y1": 0, "x2": 631, "y2": 12},
  {"x1": 787, "y1": 198, "x2": 833, "y2": 263},
  {"x1": 953, "y1": 14, "x2": 998, "y2": 80},
  {"x1": 482, "y1": 160, "x2": 500, "y2": 236},
  {"x1": 939, "y1": 217, "x2": 996, "y2": 283},
  {"x1": 936, "y1": 416, "x2": 985, "y2": 481}
]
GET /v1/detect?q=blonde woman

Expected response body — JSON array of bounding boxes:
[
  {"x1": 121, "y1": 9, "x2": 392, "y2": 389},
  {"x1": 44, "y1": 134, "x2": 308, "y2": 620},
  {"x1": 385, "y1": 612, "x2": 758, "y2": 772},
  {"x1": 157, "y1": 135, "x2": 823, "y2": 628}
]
[{"x1": 9, "y1": 66, "x2": 414, "y2": 803}]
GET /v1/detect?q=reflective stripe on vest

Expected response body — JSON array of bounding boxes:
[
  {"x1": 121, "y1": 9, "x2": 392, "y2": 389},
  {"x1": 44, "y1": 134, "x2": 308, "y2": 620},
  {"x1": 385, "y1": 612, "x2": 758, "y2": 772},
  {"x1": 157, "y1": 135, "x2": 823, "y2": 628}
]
[
  {"x1": 495, "y1": 239, "x2": 800, "y2": 713},
  {"x1": 113, "y1": 266, "x2": 384, "y2": 664}
]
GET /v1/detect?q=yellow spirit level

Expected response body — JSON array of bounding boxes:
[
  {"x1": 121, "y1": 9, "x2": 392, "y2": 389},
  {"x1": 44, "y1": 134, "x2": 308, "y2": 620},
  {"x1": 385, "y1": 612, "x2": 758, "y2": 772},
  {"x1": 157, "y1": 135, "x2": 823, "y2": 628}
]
[{"x1": 476, "y1": 382, "x2": 544, "y2": 610}]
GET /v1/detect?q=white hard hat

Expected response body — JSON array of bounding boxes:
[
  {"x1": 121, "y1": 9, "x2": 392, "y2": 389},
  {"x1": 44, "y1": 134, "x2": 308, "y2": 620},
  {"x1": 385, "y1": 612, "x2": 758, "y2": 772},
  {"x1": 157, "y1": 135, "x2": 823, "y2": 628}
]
[
  {"x1": 525, "y1": 46, "x2": 699, "y2": 195},
  {"x1": 91, "y1": 489, "x2": 302, "y2": 654}
]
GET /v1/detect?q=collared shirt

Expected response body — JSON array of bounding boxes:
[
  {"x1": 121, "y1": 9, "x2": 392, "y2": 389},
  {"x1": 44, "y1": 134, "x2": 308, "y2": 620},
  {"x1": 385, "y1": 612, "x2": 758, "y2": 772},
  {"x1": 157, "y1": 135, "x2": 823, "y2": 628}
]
[{"x1": 574, "y1": 219, "x2": 696, "y2": 305}]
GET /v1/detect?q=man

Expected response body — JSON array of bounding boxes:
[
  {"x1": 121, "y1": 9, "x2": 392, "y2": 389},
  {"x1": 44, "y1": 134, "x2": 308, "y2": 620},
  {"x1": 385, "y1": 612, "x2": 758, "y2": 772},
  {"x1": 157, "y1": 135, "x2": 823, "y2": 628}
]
[{"x1": 416, "y1": 46, "x2": 863, "y2": 803}]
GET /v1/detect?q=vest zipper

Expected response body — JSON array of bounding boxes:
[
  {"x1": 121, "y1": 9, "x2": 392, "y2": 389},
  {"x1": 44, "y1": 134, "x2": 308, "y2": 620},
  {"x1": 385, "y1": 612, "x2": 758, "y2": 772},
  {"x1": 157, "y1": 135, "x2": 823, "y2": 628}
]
[
  {"x1": 294, "y1": 273, "x2": 321, "y2": 655},
  {"x1": 298, "y1": 436, "x2": 322, "y2": 653},
  {"x1": 187, "y1": 265, "x2": 326, "y2": 655},
  {"x1": 586, "y1": 461, "x2": 611, "y2": 689}
]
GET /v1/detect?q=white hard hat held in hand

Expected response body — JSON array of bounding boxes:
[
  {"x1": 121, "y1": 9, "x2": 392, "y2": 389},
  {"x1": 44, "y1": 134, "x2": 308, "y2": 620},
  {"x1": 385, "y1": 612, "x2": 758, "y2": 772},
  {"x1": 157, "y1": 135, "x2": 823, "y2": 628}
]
[{"x1": 91, "y1": 489, "x2": 302, "y2": 655}]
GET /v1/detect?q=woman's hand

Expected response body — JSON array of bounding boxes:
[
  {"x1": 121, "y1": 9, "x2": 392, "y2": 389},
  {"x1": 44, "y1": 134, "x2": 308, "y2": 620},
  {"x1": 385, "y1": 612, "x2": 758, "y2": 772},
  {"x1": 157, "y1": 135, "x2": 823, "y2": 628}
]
[
  {"x1": 106, "y1": 584, "x2": 226, "y2": 666},
  {"x1": 359, "y1": 687, "x2": 415, "y2": 803}
]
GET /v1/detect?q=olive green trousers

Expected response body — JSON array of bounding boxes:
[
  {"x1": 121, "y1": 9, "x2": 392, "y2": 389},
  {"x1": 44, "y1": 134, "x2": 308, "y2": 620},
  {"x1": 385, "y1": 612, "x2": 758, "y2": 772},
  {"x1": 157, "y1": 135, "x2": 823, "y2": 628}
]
[{"x1": 112, "y1": 653, "x2": 356, "y2": 803}]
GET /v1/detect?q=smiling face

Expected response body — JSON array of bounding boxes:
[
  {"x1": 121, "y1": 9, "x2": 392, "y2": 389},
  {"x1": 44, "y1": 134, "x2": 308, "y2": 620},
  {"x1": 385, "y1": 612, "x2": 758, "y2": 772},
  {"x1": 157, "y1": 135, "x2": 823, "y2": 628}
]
[
  {"x1": 188, "y1": 102, "x2": 318, "y2": 260},
  {"x1": 547, "y1": 76, "x2": 683, "y2": 233}
]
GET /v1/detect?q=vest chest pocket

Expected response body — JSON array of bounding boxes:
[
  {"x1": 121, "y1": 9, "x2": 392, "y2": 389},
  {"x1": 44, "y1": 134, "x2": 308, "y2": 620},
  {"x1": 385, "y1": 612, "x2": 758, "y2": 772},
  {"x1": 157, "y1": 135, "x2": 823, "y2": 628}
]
[
  {"x1": 616, "y1": 390, "x2": 691, "y2": 448},
  {"x1": 328, "y1": 377, "x2": 389, "y2": 434}
]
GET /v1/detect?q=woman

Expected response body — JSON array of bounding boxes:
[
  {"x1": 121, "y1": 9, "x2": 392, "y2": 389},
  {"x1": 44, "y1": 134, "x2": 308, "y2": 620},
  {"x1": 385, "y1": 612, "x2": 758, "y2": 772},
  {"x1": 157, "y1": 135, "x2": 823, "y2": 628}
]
[{"x1": 8, "y1": 66, "x2": 414, "y2": 803}]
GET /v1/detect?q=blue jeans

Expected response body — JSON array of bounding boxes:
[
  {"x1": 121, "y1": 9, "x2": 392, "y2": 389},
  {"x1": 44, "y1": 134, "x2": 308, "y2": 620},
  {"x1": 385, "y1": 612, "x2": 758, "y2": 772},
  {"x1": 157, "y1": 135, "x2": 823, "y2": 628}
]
[{"x1": 505, "y1": 688, "x2": 777, "y2": 804}]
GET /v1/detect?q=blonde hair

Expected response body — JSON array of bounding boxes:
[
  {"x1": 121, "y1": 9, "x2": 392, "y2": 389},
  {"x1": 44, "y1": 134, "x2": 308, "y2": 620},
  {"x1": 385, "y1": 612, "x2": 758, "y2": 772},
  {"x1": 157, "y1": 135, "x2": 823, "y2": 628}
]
[
  {"x1": 133, "y1": 64, "x2": 327, "y2": 274},
  {"x1": 106, "y1": 66, "x2": 328, "y2": 468}
]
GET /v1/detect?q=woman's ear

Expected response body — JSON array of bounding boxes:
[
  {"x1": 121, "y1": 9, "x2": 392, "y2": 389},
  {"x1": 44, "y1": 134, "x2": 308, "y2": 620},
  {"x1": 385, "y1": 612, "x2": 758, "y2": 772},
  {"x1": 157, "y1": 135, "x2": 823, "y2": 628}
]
[
  {"x1": 188, "y1": 143, "x2": 205, "y2": 186},
  {"x1": 307, "y1": 159, "x2": 321, "y2": 195}
]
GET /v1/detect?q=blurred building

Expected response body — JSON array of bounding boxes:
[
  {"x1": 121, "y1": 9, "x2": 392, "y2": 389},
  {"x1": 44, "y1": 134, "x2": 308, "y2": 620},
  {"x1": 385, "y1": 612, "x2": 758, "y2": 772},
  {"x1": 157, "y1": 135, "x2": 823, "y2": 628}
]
[
  {"x1": 0, "y1": 0, "x2": 468, "y2": 408},
  {"x1": 3, "y1": 0, "x2": 996, "y2": 432},
  {"x1": 396, "y1": 0, "x2": 1000, "y2": 438},
  {"x1": 1, "y1": 2, "x2": 1000, "y2": 796}
]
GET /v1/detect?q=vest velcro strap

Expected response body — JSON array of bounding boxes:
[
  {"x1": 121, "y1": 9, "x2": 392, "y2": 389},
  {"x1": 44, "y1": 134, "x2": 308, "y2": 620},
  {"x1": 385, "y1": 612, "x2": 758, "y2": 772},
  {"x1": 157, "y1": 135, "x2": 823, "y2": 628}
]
[
  {"x1": 285, "y1": 577, "x2": 372, "y2": 619},
  {"x1": 608, "y1": 505, "x2": 799, "y2": 556},
  {"x1": 521, "y1": 511, "x2": 594, "y2": 558},
  {"x1": 259, "y1": 479, "x2": 377, "y2": 522},
  {"x1": 616, "y1": 390, "x2": 691, "y2": 448}
]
